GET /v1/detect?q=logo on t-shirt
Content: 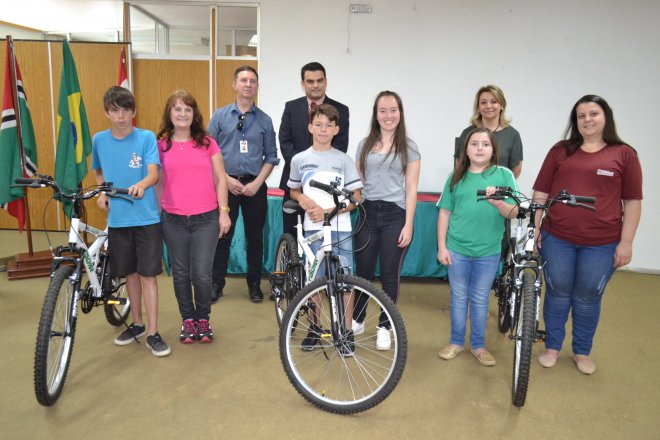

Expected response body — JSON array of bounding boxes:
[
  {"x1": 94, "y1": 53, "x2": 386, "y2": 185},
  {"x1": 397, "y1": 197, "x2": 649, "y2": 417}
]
[
  {"x1": 129, "y1": 152, "x2": 143, "y2": 169},
  {"x1": 596, "y1": 169, "x2": 614, "y2": 177}
]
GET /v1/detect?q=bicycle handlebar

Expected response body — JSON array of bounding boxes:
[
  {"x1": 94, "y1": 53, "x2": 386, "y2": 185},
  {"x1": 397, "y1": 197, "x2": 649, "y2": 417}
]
[
  {"x1": 476, "y1": 187, "x2": 596, "y2": 212},
  {"x1": 309, "y1": 179, "x2": 359, "y2": 205},
  {"x1": 12, "y1": 174, "x2": 131, "y2": 200}
]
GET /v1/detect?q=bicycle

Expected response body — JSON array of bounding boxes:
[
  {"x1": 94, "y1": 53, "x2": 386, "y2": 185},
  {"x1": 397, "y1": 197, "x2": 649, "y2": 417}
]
[
  {"x1": 275, "y1": 180, "x2": 407, "y2": 414},
  {"x1": 13, "y1": 174, "x2": 133, "y2": 406},
  {"x1": 479, "y1": 187, "x2": 595, "y2": 407}
]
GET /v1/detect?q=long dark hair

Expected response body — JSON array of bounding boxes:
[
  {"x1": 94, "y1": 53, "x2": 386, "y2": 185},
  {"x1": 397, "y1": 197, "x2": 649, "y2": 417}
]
[
  {"x1": 561, "y1": 94, "x2": 629, "y2": 156},
  {"x1": 359, "y1": 91, "x2": 409, "y2": 176},
  {"x1": 450, "y1": 127, "x2": 499, "y2": 192},
  {"x1": 157, "y1": 90, "x2": 210, "y2": 152}
]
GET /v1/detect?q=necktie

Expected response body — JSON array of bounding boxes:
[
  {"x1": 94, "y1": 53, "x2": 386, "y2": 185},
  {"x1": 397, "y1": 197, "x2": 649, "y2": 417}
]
[{"x1": 309, "y1": 102, "x2": 317, "y2": 123}]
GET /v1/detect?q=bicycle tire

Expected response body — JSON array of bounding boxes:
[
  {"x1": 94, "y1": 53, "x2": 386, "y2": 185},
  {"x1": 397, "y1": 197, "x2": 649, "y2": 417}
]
[
  {"x1": 34, "y1": 266, "x2": 77, "y2": 406},
  {"x1": 104, "y1": 277, "x2": 130, "y2": 326},
  {"x1": 279, "y1": 275, "x2": 407, "y2": 414},
  {"x1": 274, "y1": 233, "x2": 302, "y2": 326},
  {"x1": 512, "y1": 271, "x2": 537, "y2": 407}
]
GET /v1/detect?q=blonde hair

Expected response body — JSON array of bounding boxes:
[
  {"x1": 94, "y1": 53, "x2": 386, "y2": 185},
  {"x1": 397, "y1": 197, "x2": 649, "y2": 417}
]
[{"x1": 470, "y1": 85, "x2": 511, "y2": 128}]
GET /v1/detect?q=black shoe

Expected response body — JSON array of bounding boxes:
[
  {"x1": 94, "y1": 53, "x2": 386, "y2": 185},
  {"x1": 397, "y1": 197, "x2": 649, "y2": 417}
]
[
  {"x1": 249, "y1": 283, "x2": 264, "y2": 303},
  {"x1": 301, "y1": 323, "x2": 323, "y2": 351},
  {"x1": 211, "y1": 284, "x2": 223, "y2": 304}
]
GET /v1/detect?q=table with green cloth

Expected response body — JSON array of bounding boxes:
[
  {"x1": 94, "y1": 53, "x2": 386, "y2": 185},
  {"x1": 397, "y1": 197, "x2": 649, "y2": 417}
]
[{"x1": 224, "y1": 189, "x2": 446, "y2": 278}]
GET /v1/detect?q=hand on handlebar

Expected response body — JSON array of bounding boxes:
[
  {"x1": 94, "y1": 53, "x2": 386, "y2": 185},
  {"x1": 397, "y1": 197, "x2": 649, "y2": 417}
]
[{"x1": 96, "y1": 193, "x2": 110, "y2": 211}]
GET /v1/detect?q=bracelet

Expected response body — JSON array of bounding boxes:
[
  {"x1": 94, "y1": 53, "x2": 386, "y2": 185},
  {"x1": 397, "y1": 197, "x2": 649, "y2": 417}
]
[{"x1": 220, "y1": 206, "x2": 230, "y2": 212}]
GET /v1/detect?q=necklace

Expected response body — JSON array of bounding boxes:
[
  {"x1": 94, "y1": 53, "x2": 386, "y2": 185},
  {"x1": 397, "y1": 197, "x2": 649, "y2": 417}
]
[{"x1": 172, "y1": 136, "x2": 191, "y2": 150}]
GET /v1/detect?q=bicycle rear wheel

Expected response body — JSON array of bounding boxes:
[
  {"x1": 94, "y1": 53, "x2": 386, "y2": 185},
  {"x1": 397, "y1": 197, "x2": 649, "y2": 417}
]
[
  {"x1": 104, "y1": 276, "x2": 130, "y2": 326},
  {"x1": 512, "y1": 271, "x2": 537, "y2": 407},
  {"x1": 280, "y1": 275, "x2": 407, "y2": 414},
  {"x1": 273, "y1": 233, "x2": 302, "y2": 326},
  {"x1": 34, "y1": 266, "x2": 77, "y2": 406}
]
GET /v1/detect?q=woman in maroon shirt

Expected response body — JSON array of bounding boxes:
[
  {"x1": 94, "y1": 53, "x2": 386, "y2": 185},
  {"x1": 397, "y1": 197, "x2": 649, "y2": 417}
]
[{"x1": 532, "y1": 95, "x2": 642, "y2": 375}]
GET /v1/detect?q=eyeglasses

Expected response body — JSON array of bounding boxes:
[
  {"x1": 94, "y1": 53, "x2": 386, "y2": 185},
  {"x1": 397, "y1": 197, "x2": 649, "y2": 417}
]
[{"x1": 236, "y1": 114, "x2": 245, "y2": 131}]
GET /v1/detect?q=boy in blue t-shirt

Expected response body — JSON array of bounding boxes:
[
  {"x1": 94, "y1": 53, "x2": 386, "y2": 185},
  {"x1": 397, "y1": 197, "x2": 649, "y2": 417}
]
[
  {"x1": 91, "y1": 86, "x2": 170, "y2": 357},
  {"x1": 288, "y1": 103, "x2": 363, "y2": 355}
]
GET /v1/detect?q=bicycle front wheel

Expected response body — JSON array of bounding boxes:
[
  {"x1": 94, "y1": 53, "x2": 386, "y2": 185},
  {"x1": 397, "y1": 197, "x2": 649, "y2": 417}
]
[
  {"x1": 104, "y1": 277, "x2": 130, "y2": 326},
  {"x1": 279, "y1": 275, "x2": 407, "y2": 414},
  {"x1": 273, "y1": 233, "x2": 302, "y2": 326},
  {"x1": 34, "y1": 266, "x2": 78, "y2": 406},
  {"x1": 512, "y1": 271, "x2": 537, "y2": 407}
]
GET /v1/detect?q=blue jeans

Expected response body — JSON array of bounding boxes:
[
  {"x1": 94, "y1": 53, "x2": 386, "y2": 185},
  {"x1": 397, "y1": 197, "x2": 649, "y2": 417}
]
[
  {"x1": 162, "y1": 209, "x2": 219, "y2": 321},
  {"x1": 306, "y1": 230, "x2": 353, "y2": 280},
  {"x1": 354, "y1": 200, "x2": 408, "y2": 328},
  {"x1": 447, "y1": 250, "x2": 500, "y2": 349},
  {"x1": 540, "y1": 232, "x2": 617, "y2": 355}
]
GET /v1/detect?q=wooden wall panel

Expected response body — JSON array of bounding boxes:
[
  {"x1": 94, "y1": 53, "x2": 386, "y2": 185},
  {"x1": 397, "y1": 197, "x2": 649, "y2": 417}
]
[
  {"x1": 215, "y1": 59, "x2": 259, "y2": 109},
  {"x1": 133, "y1": 59, "x2": 210, "y2": 133}
]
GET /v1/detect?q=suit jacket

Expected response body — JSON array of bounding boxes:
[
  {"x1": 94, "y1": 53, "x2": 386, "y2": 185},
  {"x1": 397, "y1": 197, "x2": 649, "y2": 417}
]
[{"x1": 278, "y1": 96, "x2": 350, "y2": 190}]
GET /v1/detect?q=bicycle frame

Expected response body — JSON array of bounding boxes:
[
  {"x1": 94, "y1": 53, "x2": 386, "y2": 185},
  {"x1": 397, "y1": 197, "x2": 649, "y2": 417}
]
[{"x1": 54, "y1": 218, "x2": 109, "y2": 297}]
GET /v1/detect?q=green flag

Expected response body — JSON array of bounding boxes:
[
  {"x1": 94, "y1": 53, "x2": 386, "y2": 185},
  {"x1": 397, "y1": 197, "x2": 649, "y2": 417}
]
[
  {"x1": 54, "y1": 40, "x2": 92, "y2": 218},
  {"x1": 0, "y1": 39, "x2": 38, "y2": 232}
]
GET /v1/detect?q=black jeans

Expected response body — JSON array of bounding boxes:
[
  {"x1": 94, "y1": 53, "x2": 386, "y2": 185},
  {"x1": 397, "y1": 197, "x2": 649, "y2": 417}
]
[
  {"x1": 354, "y1": 200, "x2": 408, "y2": 328},
  {"x1": 212, "y1": 180, "x2": 268, "y2": 289},
  {"x1": 161, "y1": 209, "x2": 219, "y2": 321}
]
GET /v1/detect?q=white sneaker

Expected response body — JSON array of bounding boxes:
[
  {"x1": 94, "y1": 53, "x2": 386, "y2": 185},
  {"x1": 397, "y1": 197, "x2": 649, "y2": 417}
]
[
  {"x1": 352, "y1": 320, "x2": 365, "y2": 335},
  {"x1": 376, "y1": 326, "x2": 391, "y2": 351}
]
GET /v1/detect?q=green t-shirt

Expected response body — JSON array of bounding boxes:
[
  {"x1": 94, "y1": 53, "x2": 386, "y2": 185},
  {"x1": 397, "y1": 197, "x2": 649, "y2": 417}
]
[{"x1": 437, "y1": 166, "x2": 518, "y2": 257}]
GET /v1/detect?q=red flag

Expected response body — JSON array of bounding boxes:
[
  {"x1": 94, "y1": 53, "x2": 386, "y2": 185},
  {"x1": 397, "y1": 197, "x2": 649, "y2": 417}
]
[
  {"x1": 0, "y1": 40, "x2": 38, "y2": 232},
  {"x1": 117, "y1": 47, "x2": 135, "y2": 126},
  {"x1": 118, "y1": 47, "x2": 129, "y2": 89}
]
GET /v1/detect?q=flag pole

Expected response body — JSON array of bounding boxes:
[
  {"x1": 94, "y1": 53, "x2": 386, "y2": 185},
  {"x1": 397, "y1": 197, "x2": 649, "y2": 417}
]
[{"x1": 7, "y1": 35, "x2": 34, "y2": 256}]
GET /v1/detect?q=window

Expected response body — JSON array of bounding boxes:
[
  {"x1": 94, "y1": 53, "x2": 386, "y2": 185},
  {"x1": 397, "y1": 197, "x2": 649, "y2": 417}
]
[{"x1": 217, "y1": 6, "x2": 258, "y2": 58}]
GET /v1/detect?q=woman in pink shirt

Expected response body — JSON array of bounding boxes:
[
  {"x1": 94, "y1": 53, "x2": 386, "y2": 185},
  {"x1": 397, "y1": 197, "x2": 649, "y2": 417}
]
[{"x1": 157, "y1": 90, "x2": 231, "y2": 344}]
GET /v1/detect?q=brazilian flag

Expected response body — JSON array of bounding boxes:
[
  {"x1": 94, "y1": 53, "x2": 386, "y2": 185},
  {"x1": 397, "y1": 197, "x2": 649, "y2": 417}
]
[{"x1": 54, "y1": 40, "x2": 92, "y2": 218}]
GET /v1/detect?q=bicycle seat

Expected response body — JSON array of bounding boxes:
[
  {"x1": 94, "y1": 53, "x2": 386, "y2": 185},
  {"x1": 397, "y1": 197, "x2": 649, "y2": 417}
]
[{"x1": 283, "y1": 200, "x2": 301, "y2": 214}]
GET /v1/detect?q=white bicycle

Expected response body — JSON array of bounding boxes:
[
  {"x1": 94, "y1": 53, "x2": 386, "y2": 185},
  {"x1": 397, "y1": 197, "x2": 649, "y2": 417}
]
[
  {"x1": 13, "y1": 174, "x2": 133, "y2": 406},
  {"x1": 271, "y1": 180, "x2": 407, "y2": 414}
]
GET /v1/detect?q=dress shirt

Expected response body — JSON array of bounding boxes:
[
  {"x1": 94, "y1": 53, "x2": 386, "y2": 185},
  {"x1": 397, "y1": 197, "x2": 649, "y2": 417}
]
[{"x1": 208, "y1": 102, "x2": 279, "y2": 176}]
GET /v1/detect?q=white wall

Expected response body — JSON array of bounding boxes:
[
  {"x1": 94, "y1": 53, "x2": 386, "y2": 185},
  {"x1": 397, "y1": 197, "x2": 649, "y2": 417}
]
[{"x1": 257, "y1": 0, "x2": 660, "y2": 272}]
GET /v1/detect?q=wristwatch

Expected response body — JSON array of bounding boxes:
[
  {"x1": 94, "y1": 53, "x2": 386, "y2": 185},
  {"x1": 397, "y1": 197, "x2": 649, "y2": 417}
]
[{"x1": 220, "y1": 206, "x2": 230, "y2": 212}]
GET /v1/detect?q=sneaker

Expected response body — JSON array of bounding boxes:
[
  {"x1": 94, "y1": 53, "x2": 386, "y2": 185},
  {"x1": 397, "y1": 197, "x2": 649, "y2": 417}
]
[
  {"x1": 301, "y1": 323, "x2": 323, "y2": 352},
  {"x1": 338, "y1": 330, "x2": 355, "y2": 358},
  {"x1": 197, "y1": 319, "x2": 214, "y2": 343},
  {"x1": 352, "y1": 319, "x2": 365, "y2": 336},
  {"x1": 146, "y1": 333, "x2": 171, "y2": 357},
  {"x1": 376, "y1": 326, "x2": 391, "y2": 351},
  {"x1": 179, "y1": 319, "x2": 197, "y2": 344},
  {"x1": 114, "y1": 323, "x2": 146, "y2": 346}
]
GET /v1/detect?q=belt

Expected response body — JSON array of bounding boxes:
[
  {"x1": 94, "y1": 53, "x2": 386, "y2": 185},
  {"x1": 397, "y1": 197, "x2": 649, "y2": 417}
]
[{"x1": 229, "y1": 174, "x2": 257, "y2": 183}]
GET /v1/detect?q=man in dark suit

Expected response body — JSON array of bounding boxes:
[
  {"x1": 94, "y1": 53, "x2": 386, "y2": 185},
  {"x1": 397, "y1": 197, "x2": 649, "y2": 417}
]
[{"x1": 278, "y1": 62, "x2": 350, "y2": 236}]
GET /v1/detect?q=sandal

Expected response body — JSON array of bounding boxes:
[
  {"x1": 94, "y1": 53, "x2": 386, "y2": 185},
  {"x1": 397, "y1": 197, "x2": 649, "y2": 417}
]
[
  {"x1": 438, "y1": 345, "x2": 464, "y2": 360},
  {"x1": 471, "y1": 349, "x2": 496, "y2": 366}
]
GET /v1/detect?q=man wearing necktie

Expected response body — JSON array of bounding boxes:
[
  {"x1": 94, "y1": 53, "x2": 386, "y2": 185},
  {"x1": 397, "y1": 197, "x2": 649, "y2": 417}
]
[
  {"x1": 208, "y1": 65, "x2": 279, "y2": 303},
  {"x1": 278, "y1": 62, "x2": 350, "y2": 238}
]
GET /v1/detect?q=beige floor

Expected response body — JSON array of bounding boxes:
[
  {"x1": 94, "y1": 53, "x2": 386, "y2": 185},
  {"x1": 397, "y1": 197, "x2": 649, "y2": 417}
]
[{"x1": 1, "y1": 230, "x2": 659, "y2": 439}]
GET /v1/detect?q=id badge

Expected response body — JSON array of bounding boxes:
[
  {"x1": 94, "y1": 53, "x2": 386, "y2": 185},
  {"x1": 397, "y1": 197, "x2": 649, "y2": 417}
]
[{"x1": 239, "y1": 139, "x2": 248, "y2": 153}]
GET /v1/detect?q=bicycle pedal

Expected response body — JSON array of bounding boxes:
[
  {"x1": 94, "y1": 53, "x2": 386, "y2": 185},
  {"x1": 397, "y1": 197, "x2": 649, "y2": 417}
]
[
  {"x1": 106, "y1": 296, "x2": 127, "y2": 305},
  {"x1": 535, "y1": 330, "x2": 547, "y2": 342},
  {"x1": 320, "y1": 332, "x2": 332, "y2": 339}
]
